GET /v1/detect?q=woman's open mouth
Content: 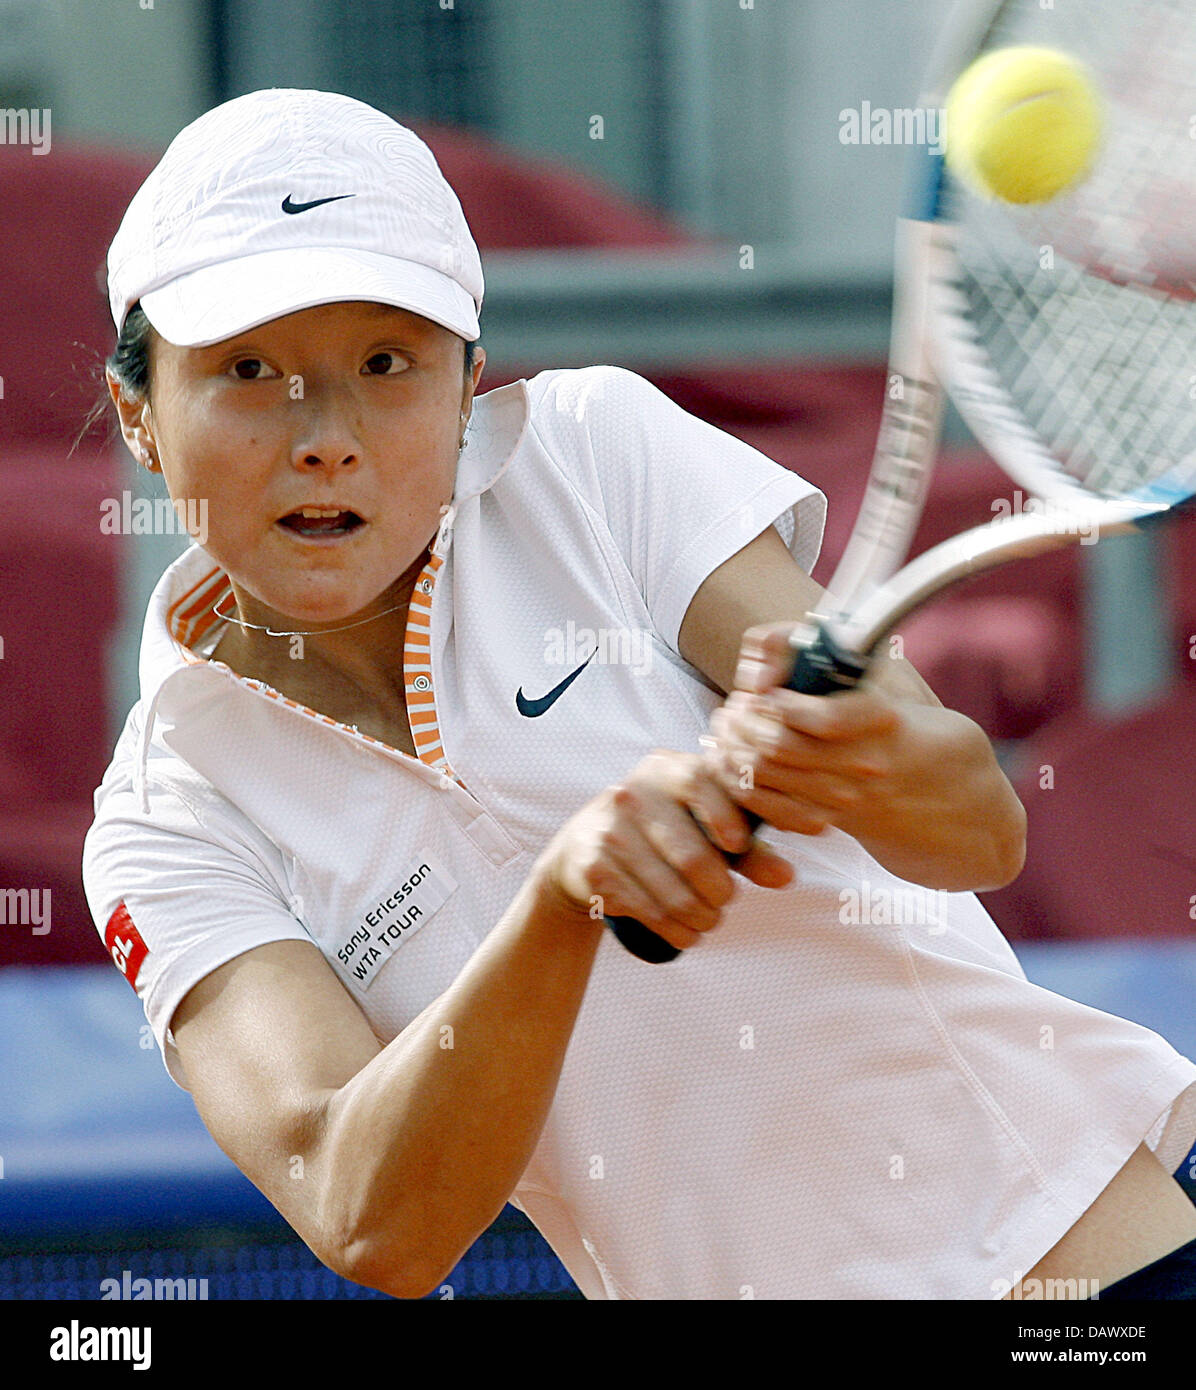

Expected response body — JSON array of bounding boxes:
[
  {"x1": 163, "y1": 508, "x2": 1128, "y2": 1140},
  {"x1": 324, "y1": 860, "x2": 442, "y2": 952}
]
[{"x1": 276, "y1": 507, "x2": 365, "y2": 540}]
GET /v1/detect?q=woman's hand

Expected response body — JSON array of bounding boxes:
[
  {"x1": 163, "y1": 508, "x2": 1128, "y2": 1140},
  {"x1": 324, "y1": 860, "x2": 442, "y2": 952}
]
[
  {"x1": 535, "y1": 749, "x2": 795, "y2": 952},
  {"x1": 702, "y1": 623, "x2": 1027, "y2": 892}
]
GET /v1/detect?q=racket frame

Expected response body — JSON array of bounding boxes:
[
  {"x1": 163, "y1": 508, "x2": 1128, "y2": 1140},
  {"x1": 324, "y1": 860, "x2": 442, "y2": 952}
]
[{"x1": 608, "y1": 0, "x2": 1196, "y2": 964}]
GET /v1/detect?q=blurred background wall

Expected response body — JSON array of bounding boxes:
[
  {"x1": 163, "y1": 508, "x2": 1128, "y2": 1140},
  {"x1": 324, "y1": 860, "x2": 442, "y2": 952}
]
[{"x1": 39, "y1": 0, "x2": 944, "y2": 263}]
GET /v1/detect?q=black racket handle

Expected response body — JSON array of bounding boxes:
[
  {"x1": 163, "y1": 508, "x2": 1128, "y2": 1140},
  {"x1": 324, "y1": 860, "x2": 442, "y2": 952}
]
[{"x1": 605, "y1": 625, "x2": 870, "y2": 963}]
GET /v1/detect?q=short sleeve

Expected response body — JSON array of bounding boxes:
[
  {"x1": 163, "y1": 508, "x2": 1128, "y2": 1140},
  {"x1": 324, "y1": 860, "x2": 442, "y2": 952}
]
[
  {"x1": 526, "y1": 366, "x2": 827, "y2": 652},
  {"x1": 82, "y1": 767, "x2": 313, "y2": 1091}
]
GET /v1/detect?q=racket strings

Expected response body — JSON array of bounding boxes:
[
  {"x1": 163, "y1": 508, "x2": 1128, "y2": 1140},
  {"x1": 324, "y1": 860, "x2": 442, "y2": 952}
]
[
  {"x1": 959, "y1": 252, "x2": 1195, "y2": 499},
  {"x1": 939, "y1": 0, "x2": 1196, "y2": 505}
]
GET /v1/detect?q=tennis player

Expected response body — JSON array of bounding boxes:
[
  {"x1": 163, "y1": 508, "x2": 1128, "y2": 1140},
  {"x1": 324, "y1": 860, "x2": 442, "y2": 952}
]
[{"x1": 83, "y1": 89, "x2": 1196, "y2": 1300}]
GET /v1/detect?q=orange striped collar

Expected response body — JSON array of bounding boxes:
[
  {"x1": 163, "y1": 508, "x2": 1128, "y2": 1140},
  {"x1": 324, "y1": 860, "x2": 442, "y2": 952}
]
[{"x1": 150, "y1": 545, "x2": 460, "y2": 782}]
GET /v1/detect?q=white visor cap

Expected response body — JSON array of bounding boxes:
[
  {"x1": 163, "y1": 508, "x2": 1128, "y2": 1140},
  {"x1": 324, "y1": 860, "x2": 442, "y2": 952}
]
[{"x1": 107, "y1": 88, "x2": 483, "y2": 348}]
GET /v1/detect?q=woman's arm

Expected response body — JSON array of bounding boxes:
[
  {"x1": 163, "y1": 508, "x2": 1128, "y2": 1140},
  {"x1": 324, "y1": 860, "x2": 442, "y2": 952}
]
[
  {"x1": 678, "y1": 522, "x2": 939, "y2": 706},
  {"x1": 314, "y1": 869, "x2": 606, "y2": 1295},
  {"x1": 171, "y1": 751, "x2": 792, "y2": 1299},
  {"x1": 678, "y1": 525, "x2": 1027, "y2": 891},
  {"x1": 172, "y1": 888, "x2": 602, "y2": 1302}
]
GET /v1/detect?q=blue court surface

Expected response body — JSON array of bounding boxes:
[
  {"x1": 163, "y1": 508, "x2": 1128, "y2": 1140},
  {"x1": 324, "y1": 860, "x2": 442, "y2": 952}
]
[{"x1": 3, "y1": 945, "x2": 1195, "y2": 1298}]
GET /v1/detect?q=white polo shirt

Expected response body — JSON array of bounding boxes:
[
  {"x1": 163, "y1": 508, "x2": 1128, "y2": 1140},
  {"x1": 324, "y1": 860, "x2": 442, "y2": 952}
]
[{"x1": 84, "y1": 366, "x2": 1196, "y2": 1300}]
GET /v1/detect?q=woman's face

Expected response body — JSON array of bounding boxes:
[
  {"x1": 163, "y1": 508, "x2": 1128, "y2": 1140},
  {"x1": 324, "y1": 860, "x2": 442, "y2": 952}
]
[{"x1": 111, "y1": 301, "x2": 484, "y2": 627}]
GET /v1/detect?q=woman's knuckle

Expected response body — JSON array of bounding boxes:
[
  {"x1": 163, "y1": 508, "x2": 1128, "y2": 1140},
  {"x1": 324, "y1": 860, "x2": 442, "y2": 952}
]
[
  {"x1": 661, "y1": 881, "x2": 697, "y2": 915},
  {"x1": 596, "y1": 825, "x2": 624, "y2": 857},
  {"x1": 640, "y1": 899, "x2": 668, "y2": 927},
  {"x1": 706, "y1": 873, "x2": 733, "y2": 908},
  {"x1": 689, "y1": 901, "x2": 722, "y2": 932},
  {"x1": 680, "y1": 763, "x2": 705, "y2": 798},
  {"x1": 587, "y1": 861, "x2": 616, "y2": 892},
  {"x1": 660, "y1": 922, "x2": 698, "y2": 950},
  {"x1": 673, "y1": 845, "x2": 709, "y2": 878}
]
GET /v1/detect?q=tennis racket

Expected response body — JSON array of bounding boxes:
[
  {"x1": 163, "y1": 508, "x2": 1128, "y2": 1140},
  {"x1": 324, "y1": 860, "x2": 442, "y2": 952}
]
[{"x1": 608, "y1": 0, "x2": 1196, "y2": 964}]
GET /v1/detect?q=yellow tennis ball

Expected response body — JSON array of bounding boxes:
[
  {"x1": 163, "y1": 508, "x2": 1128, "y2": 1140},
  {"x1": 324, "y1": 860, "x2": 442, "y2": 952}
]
[{"x1": 945, "y1": 46, "x2": 1102, "y2": 204}]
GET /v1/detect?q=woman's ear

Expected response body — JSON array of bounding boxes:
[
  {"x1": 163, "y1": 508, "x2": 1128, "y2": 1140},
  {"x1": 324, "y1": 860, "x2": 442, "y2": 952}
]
[
  {"x1": 106, "y1": 369, "x2": 161, "y2": 472},
  {"x1": 459, "y1": 345, "x2": 486, "y2": 425},
  {"x1": 464, "y1": 346, "x2": 489, "y2": 408}
]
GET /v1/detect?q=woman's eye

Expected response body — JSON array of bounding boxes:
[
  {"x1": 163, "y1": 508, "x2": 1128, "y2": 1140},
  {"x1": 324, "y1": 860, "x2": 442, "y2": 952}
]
[
  {"x1": 363, "y1": 351, "x2": 409, "y2": 376},
  {"x1": 229, "y1": 359, "x2": 277, "y2": 380}
]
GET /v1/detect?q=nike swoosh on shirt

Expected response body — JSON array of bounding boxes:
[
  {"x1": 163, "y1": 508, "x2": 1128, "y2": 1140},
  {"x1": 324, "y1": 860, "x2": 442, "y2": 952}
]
[
  {"x1": 281, "y1": 193, "x2": 356, "y2": 214},
  {"x1": 515, "y1": 652, "x2": 596, "y2": 717}
]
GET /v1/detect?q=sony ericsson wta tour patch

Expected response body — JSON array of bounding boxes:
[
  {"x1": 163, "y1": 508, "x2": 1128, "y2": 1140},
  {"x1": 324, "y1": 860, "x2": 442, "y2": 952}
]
[{"x1": 335, "y1": 854, "x2": 458, "y2": 991}]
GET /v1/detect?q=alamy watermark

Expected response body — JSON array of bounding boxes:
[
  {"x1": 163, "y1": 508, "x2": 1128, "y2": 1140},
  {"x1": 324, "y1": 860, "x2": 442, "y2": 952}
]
[
  {"x1": 839, "y1": 879, "x2": 950, "y2": 930},
  {"x1": 49, "y1": 1322, "x2": 150, "y2": 1370},
  {"x1": 0, "y1": 108, "x2": 50, "y2": 156},
  {"x1": 543, "y1": 621, "x2": 652, "y2": 677},
  {"x1": 100, "y1": 491, "x2": 208, "y2": 546},
  {"x1": 0, "y1": 887, "x2": 50, "y2": 935},
  {"x1": 993, "y1": 1271, "x2": 1100, "y2": 1300},
  {"x1": 100, "y1": 1271, "x2": 208, "y2": 1300},
  {"x1": 991, "y1": 491, "x2": 1101, "y2": 544},
  {"x1": 839, "y1": 102, "x2": 945, "y2": 155}
]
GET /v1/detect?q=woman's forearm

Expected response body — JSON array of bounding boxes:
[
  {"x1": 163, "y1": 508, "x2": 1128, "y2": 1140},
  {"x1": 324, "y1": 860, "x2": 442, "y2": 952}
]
[
  {"x1": 849, "y1": 704, "x2": 1027, "y2": 891},
  {"x1": 318, "y1": 866, "x2": 603, "y2": 1297}
]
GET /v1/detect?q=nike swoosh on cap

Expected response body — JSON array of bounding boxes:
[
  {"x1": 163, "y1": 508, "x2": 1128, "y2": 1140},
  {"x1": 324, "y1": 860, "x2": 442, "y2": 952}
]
[
  {"x1": 281, "y1": 193, "x2": 356, "y2": 214},
  {"x1": 515, "y1": 652, "x2": 596, "y2": 718}
]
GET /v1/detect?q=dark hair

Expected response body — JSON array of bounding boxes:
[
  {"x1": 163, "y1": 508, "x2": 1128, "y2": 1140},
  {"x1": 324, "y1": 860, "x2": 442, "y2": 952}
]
[
  {"x1": 77, "y1": 301, "x2": 480, "y2": 449},
  {"x1": 109, "y1": 301, "x2": 155, "y2": 402},
  {"x1": 73, "y1": 301, "x2": 155, "y2": 451}
]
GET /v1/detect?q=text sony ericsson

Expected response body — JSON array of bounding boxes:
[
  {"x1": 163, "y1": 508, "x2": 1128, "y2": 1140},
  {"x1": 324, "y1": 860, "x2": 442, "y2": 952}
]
[
  {"x1": 365, "y1": 865, "x2": 431, "y2": 926},
  {"x1": 337, "y1": 864, "x2": 432, "y2": 966}
]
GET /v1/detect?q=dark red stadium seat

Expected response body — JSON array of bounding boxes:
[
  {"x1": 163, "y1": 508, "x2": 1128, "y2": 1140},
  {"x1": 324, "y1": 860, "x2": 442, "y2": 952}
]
[
  {"x1": 1, "y1": 142, "x2": 144, "y2": 965},
  {"x1": 982, "y1": 685, "x2": 1196, "y2": 940},
  {"x1": 415, "y1": 121, "x2": 695, "y2": 252}
]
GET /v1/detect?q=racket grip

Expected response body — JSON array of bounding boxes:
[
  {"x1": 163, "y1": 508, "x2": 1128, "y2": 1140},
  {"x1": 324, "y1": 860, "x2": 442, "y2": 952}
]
[
  {"x1": 604, "y1": 812, "x2": 762, "y2": 963},
  {"x1": 604, "y1": 915, "x2": 686, "y2": 964},
  {"x1": 605, "y1": 802, "x2": 773, "y2": 960},
  {"x1": 604, "y1": 626, "x2": 870, "y2": 963},
  {"x1": 785, "y1": 623, "x2": 870, "y2": 696}
]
